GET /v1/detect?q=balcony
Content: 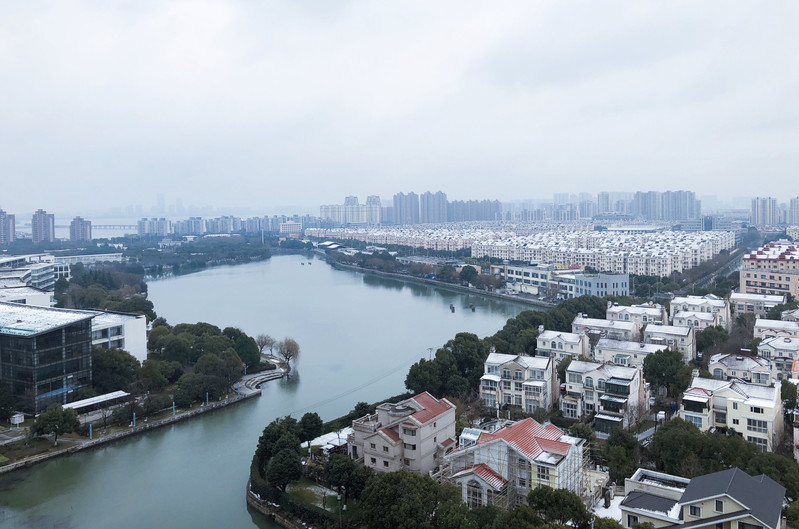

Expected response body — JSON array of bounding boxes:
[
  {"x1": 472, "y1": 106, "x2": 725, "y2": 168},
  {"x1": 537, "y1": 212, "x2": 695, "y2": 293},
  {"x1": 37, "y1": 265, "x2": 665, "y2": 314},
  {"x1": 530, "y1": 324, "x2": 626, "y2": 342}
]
[{"x1": 352, "y1": 413, "x2": 380, "y2": 434}]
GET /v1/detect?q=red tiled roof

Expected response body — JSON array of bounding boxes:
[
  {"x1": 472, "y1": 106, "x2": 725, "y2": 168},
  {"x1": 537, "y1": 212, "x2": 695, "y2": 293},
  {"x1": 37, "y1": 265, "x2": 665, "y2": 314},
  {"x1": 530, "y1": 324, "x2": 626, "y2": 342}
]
[
  {"x1": 380, "y1": 427, "x2": 400, "y2": 443},
  {"x1": 410, "y1": 392, "x2": 452, "y2": 424},
  {"x1": 441, "y1": 438, "x2": 454, "y2": 447},
  {"x1": 472, "y1": 418, "x2": 570, "y2": 461},
  {"x1": 453, "y1": 463, "x2": 508, "y2": 490}
]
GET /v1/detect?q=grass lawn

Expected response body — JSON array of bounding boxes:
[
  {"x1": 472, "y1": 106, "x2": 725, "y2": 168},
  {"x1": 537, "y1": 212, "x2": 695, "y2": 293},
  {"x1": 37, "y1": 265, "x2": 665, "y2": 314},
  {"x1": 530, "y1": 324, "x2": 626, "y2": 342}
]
[
  {"x1": 287, "y1": 477, "x2": 363, "y2": 520},
  {"x1": 0, "y1": 436, "x2": 78, "y2": 464}
]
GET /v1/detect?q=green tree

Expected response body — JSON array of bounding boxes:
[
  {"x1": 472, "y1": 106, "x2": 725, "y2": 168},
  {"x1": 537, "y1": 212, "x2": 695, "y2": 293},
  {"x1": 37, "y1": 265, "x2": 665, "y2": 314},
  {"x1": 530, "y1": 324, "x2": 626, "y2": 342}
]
[
  {"x1": 695, "y1": 326, "x2": 729, "y2": 353},
  {"x1": 298, "y1": 412, "x2": 324, "y2": 453},
  {"x1": 437, "y1": 264, "x2": 459, "y2": 283},
  {"x1": 556, "y1": 357, "x2": 572, "y2": 384},
  {"x1": 642, "y1": 349, "x2": 684, "y2": 397},
  {"x1": 92, "y1": 347, "x2": 141, "y2": 394},
  {"x1": 360, "y1": 471, "x2": 461, "y2": 529},
  {"x1": 139, "y1": 360, "x2": 169, "y2": 392},
  {"x1": 595, "y1": 518, "x2": 625, "y2": 529},
  {"x1": 459, "y1": 265, "x2": 479, "y2": 285},
  {"x1": 256, "y1": 333, "x2": 275, "y2": 354},
  {"x1": 31, "y1": 404, "x2": 80, "y2": 446},
  {"x1": 254, "y1": 416, "x2": 299, "y2": 474},
  {"x1": 528, "y1": 486, "x2": 591, "y2": 529},
  {"x1": 783, "y1": 380, "x2": 798, "y2": 410},
  {"x1": 265, "y1": 448, "x2": 302, "y2": 492},
  {"x1": 786, "y1": 499, "x2": 799, "y2": 528}
]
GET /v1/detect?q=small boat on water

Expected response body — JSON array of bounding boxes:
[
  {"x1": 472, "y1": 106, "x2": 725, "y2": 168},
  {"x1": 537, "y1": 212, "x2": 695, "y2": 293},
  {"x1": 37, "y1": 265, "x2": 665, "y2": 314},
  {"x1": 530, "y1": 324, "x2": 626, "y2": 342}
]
[
  {"x1": 301, "y1": 262, "x2": 305, "y2": 265},
  {"x1": 450, "y1": 304, "x2": 455, "y2": 313}
]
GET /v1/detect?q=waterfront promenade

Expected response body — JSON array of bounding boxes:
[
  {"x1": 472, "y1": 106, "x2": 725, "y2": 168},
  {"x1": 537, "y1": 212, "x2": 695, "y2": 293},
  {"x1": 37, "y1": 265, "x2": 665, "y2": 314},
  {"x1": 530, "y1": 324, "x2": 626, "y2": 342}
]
[{"x1": 0, "y1": 368, "x2": 286, "y2": 476}]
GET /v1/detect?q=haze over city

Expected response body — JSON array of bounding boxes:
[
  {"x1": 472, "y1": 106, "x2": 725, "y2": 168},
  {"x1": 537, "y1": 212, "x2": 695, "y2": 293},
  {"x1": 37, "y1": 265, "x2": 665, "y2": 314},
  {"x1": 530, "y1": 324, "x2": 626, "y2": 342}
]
[{"x1": 1, "y1": 1, "x2": 797, "y2": 216}]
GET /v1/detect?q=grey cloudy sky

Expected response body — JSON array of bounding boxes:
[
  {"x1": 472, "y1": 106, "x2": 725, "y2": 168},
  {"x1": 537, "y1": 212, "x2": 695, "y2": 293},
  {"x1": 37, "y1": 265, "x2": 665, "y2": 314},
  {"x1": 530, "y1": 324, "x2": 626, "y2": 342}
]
[{"x1": 1, "y1": 1, "x2": 797, "y2": 216}]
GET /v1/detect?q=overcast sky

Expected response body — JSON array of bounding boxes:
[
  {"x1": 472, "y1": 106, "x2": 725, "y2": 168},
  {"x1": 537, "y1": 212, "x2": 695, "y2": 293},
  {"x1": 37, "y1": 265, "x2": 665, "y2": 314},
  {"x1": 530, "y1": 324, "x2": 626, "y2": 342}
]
[{"x1": 1, "y1": 1, "x2": 797, "y2": 217}]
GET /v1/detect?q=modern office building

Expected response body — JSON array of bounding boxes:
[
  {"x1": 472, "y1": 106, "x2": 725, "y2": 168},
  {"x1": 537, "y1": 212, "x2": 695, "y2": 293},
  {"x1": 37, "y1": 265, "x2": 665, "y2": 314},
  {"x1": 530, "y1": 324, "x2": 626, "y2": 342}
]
[
  {"x1": 0, "y1": 301, "x2": 95, "y2": 414},
  {"x1": 0, "y1": 209, "x2": 15, "y2": 245},
  {"x1": 69, "y1": 216, "x2": 92, "y2": 242},
  {"x1": 31, "y1": 209, "x2": 55, "y2": 244}
]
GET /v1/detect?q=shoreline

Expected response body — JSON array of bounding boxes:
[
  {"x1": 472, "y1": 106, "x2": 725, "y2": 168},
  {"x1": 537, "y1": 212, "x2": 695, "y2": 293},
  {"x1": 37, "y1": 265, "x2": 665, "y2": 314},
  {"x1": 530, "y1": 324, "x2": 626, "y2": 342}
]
[
  {"x1": 0, "y1": 370, "x2": 285, "y2": 476},
  {"x1": 323, "y1": 257, "x2": 557, "y2": 310}
]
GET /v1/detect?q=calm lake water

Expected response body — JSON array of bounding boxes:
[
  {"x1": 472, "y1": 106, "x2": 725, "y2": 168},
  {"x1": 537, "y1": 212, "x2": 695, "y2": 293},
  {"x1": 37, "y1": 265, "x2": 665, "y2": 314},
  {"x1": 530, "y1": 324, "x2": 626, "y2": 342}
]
[{"x1": 0, "y1": 253, "x2": 532, "y2": 529}]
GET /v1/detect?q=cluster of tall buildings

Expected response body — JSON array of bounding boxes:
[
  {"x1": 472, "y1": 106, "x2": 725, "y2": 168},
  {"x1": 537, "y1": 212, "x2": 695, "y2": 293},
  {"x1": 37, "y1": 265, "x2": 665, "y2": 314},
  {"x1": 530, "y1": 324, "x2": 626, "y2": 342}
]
[
  {"x1": 750, "y1": 196, "x2": 799, "y2": 226},
  {"x1": 320, "y1": 192, "x2": 502, "y2": 226},
  {"x1": 0, "y1": 209, "x2": 92, "y2": 245},
  {"x1": 137, "y1": 214, "x2": 321, "y2": 237}
]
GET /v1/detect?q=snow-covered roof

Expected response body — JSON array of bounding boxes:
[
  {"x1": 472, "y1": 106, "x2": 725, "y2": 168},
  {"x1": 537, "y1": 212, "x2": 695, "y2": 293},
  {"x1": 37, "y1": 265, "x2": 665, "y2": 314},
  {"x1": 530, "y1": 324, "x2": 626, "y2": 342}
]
[
  {"x1": 484, "y1": 352, "x2": 550, "y2": 370},
  {"x1": 596, "y1": 338, "x2": 662, "y2": 355},
  {"x1": 0, "y1": 301, "x2": 97, "y2": 337},
  {"x1": 644, "y1": 324, "x2": 691, "y2": 337},
  {"x1": 708, "y1": 353, "x2": 771, "y2": 371},
  {"x1": 573, "y1": 316, "x2": 636, "y2": 331},
  {"x1": 537, "y1": 330, "x2": 584, "y2": 344}
]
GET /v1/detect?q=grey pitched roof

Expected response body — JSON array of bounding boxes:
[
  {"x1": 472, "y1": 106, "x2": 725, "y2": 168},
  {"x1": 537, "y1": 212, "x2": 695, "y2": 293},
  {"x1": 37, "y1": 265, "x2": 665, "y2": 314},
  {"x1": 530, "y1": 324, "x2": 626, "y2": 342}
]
[
  {"x1": 621, "y1": 490, "x2": 678, "y2": 514},
  {"x1": 680, "y1": 468, "x2": 785, "y2": 529}
]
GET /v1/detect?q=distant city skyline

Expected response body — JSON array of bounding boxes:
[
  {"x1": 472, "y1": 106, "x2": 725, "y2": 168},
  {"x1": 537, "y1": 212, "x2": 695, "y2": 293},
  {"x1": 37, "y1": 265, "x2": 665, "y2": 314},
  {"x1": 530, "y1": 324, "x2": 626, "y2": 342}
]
[{"x1": 1, "y1": 3, "x2": 797, "y2": 214}]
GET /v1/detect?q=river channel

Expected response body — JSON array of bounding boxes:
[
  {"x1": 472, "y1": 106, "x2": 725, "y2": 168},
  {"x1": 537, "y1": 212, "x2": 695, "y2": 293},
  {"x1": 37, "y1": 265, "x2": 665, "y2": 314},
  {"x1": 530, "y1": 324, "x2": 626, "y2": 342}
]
[{"x1": 0, "y1": 253, "x2": 533, "y2": 529}]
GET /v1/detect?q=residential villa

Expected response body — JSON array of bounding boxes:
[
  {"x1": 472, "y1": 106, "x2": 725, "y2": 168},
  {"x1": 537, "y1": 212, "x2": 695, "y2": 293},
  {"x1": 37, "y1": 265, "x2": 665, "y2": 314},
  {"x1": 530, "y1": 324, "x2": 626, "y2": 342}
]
[
  {"x1": 707, "y1": 353, "x2": 772, "y2": 386},
  {"x1": 729, "y1": 293, "x2": 785, "y2": 319},
  {"x1": 758, "y1": 336, "x2": 799, "y2": 381},
  {"x1": 561, "y1": 360, "x2": 648, "y2": 432},
  {"x1": 679, "y1": 376, "x2": 782, "y2": 452},
  {"x1": 754, "y1": 318, "x2": 799, "y2": 340},
  {"x1": 479, "y1": 352, "x2": 557, "y2": 413},
  {"x1": 445, "y1": 418, "x2": 584, "y2": 509},
  {"x1": 670, "y1": 295, "x2": 731, "y2": 331},
  {"x1": 643, "y1": 324, "x2": 695, "y2": 362},
  {"x1": 593, "y1": 339, "x2": 663, "y2": 368},
  {"x1": 606, "y1": 301, "x2": 668, "y2": 331},
  {"x1": 348, "y1": 392, "x2": 456, "y2": 475},
  {"x1": 535, "y1": 326, "x2": 590, "y2": 360},
  {"x1": 572, "y1": 314, "x2": 637, "y2": 342}
]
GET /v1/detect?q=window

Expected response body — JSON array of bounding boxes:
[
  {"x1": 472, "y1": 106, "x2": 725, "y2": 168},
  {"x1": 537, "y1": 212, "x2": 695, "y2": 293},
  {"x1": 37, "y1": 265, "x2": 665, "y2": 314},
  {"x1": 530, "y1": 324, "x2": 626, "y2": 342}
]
[
  {"x1": 750, "y1": 406, "x2": 763, "y2": 414},
  {"x1": 403, "y1": 443, "x2": 417, "y2": 450},
  {"x1": 518, "y1": 477, "x2": 527, "y2": 487},
  {"x1": 732, "y1": 418, "x2": 739, "y2": 425},
  {"x1": 370, "y1": 457, "x2": 376, "y2": 464},
  {"x1": 685, "y1": 415, "x2": 703, "y2": 428},
  {"x1": 514, "y1": 382, "x2": 523, "y2": 391},
  {"x1": 503, "y1": 380, "x2": 511, "y2": 390},
  {"x1": 568, "y1": 373, "x2": 582, "y2": 383},
  {"x1": 514, "y1": 370, "x2": 523, "y2": 380},
  {"x1": 689, "y1": 505, "x2": 701, "y2": 517},
  {"x1": 403, "y1": 428, "x2": 416, "y2": 436},
  {"x1": 370, "y1": 443, "x2": 376, "y2": 449},
  {"x1": 598, "y1": 379, "x2": 606, "y2": 390},
  {"x1": 383, "y1": 446, "x2": 389, "y2": 453},
  {"x1": 747, "y1": 436, "x2": 768, "y2": 452},
  {"x1": 562, "y1": 402, "x2": 578, "y2": 419},
  {"x1": 733, "y1": 402, "x2": 738, "y2": 410},
  {"x1": 466, "y1": 480, "x2": 483, "y2": 508},
  {"x1": 585, "y1": 390, "x2": 594, "y2": 401},
  {"x1": 502, "y1": 369, "x2": 511, "y2": 379},
  {"x1": 383, "y1": 461, "x2": 389, "y2": 467},
  {"x1": 747, "y1": 418, "x2": 768, "y2": 434},
  {"x1": 537, "y1": 465, "x2": 550, "y2": 481},
  {"x1": 584, "y1": 376, "x2": 593, "y2": 388},
  {"x1": 627, "y1": 515, "x2": 639, "y2": 527},
  {"x1": 715, "y1": 500, "x2": 724, "y2": 513}
]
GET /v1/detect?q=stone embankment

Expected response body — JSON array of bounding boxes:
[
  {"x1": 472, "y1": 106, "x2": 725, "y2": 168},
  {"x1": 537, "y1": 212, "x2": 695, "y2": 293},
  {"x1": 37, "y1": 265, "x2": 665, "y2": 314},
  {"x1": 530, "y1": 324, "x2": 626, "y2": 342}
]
[
  {"x1": 246, "y1": 482, "x2": 307, "y2": 529},
  {"x1": 325, "y1": 259, "x2": 557, "y2": 309}
]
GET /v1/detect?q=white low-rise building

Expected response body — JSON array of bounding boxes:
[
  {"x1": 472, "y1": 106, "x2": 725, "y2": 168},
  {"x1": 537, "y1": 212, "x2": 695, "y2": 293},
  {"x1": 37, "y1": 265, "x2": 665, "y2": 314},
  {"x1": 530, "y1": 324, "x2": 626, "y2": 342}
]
[
  {"x1": 561, "y1": 360, "x2": 648, "y2": 432},
  {"x1": 754, "y1": 318, "x2": 799, "y2": 340},
  {"x1": 593, "y1": 339, "x2": 664, "y2": 368},
  {"x1": 535, "y1": 326, "x2": 590, "y2": 360},
  {"x1": 572, "y1": 314, "x2": 637, "y2": 342},
  {"x1": 783, "y1": 309, "x2": 799, "y2": 322},
  {"x1": 670, "y1": 295, "x2": 730, "y2": 331},
  {"x1": 758, "y1": 336, "x2": 799, "y2": 381},
  {"x1": 679, "y1": 376, "x2": 782, "y2": 452},
  {"x1": 672, "y1": 310, "x2": 721, "y2": 330},
  {"x1": 90, "y1": 311, "x2": 148, "y2": 362},
  {"x1": 708, "y1": 353, "x2": 772, "y2": 386},
  {"x1": 643, "y1": 324, "x2": 695, "y2": 362},
  {"x1": 606, "y1": 301, "x2": 668, "y2": 330},
  {"x1": 730, "y1": 293, "x2": 785, "y2": 319},
  {"x1": 0, "y1": 285, "x2": 51, "y2": 307},
  {"x1": 480, "y1": 352, "x2": 557, "y2": 412}
]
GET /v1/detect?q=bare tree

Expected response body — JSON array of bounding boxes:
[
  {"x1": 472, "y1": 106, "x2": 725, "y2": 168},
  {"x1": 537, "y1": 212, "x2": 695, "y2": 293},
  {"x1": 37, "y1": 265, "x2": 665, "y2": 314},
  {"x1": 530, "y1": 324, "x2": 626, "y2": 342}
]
[
  {"x1": 277, "y1": 338, "x2": 300, "y2": 369},
  {"x1": 256, "y1": 334, "x2": 276, "y2": 354}
]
